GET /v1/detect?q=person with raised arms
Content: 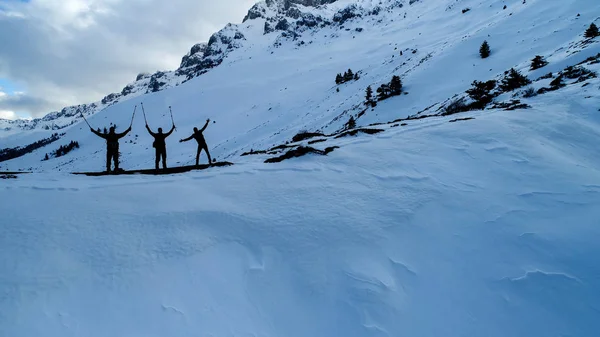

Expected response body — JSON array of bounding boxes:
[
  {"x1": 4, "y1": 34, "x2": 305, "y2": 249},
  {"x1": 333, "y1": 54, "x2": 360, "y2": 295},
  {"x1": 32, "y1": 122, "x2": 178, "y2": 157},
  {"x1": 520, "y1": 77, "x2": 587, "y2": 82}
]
[
  {"x1": 180, "y1": 119, "x2": 212, "y2": 166},
  {"x1": 146, "y1": 122, "x2": 176, "y2": 170}
]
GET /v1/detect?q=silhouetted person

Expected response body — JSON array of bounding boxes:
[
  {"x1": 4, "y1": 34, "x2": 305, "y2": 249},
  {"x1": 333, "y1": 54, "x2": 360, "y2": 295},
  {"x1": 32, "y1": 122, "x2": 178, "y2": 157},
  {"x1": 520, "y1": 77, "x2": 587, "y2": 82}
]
[
  {"x1": 90, "y1": 125, "x2": 131, "y2": 172},
  {"x1": 146, "y1": 123, "x2": 175, "y2": 170},
  {"x1": 180, "y1": 119, "x2": 212, "y2": 166}
]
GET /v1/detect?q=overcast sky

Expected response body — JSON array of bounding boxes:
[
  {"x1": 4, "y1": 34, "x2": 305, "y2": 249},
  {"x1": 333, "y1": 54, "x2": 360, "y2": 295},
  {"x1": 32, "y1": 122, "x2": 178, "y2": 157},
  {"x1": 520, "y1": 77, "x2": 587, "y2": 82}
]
[{"x1": 0, "y1": 0, "x2": 256, "y2": 119}]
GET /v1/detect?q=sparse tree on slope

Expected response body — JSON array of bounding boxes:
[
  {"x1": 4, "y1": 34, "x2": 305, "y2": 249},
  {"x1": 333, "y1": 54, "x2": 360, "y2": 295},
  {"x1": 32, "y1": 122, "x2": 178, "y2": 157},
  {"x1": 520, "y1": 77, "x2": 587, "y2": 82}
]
[
  {"x1": 344, "y1": 69, "x2": 354, "y2": 82},
  {"x1": 365, "y1": 85, "x2": 373, "y2": 104},
  {"x1": 335, "y1": 73, "x2": 343, "y2": 84},
  {"x1": 530, "y1": 55, "x2": 549, "y2": 70},
  {"x1": 376, "y1": 84, "x2": 391, "y2": 100},
  {"x1": 346, "y1": 116, "x2": 356, "y2": 130},
  {"x1": 480, "y1": 40, "x2": 491, "y2": 59},
  {"x1": 466, "y1": 80, "x2": 497, "y2": 109},
  {"x1": 499, "y1": 68, "x2": 531, "y2": 92},
  {"x1": 389, "y1": 75, "x2": 403, "y2": 96},
  {"x1": 585, "y1": 23, "x2": 599, "y2": 39}
]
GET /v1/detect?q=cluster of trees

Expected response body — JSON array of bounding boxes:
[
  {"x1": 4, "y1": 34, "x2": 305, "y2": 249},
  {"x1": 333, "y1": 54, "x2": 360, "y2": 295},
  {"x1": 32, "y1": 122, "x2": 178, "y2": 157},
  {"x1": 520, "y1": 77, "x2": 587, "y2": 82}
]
[
  {"x1": 446, "y1": 67, "x2": 533, "y2": 114},
  {"x1": 43, "y1": 141, "x2": 80, "y2": 161},
  {"x1": 364, "y1": 75, "x2": 403, "y2": 106},
  {"x1": 0, "y1": 133, "x2": 62, "y2": 163},
  {"x1": 335, "y1": 69, "x2": 359, "y2": 84}
]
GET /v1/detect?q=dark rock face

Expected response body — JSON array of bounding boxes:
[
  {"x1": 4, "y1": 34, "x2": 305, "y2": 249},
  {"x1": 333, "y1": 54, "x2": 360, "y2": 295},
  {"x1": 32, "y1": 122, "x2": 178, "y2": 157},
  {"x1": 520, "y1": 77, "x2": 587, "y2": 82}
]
[
  {"x1": 285, "y1": 0, "x2": 337, "y2": 7},
  {"x1": 264, "y1": 21, "x2": 275, "y2": 34},
  {"x1": 175, "y1": 24, "x2": 246, "y2": 80},
  {"x1": 244, "y1": 0, "x2": 338, "y2": 22},
  {"x1": 147, "y1": 72, "x2": 167, "y2": 93},
  {"x1": 275, "y1": 19, "x2": 290, "y2": 31},
  {"x1": 333, "y1": 5, "x2": 361, "y2": 24}
]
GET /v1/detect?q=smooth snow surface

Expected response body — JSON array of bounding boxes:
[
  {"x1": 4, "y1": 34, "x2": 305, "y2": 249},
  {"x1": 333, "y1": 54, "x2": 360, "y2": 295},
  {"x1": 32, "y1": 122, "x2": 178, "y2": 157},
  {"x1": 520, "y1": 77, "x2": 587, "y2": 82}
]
[{"x1": 2, "y1": 99, "x2": 600, "y2": 336}]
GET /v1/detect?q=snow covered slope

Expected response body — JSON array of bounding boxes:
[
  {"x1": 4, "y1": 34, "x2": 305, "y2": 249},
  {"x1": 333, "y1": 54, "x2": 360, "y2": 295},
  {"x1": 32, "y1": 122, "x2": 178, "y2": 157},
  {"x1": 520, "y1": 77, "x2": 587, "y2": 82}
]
[
  {"x1": 2, "y1": 1, "x2": 600, "y2": 336},
  {"x1": 2, "y1": 0, "x2": 599, "y2": 172},
  {"x1": 2, "y1": 91, "x2": 600, "y2": 336}
]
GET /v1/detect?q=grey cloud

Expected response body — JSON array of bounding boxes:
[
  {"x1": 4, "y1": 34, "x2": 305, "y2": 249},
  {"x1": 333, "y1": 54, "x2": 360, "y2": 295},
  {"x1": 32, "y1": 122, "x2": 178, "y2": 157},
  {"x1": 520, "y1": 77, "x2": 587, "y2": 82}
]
[
  {"x1": 0, "y1": 91, "x2": 54, "y2": 115},
  {"x1": 0, "y1": 0, "x2": 255, "y2": 118}
]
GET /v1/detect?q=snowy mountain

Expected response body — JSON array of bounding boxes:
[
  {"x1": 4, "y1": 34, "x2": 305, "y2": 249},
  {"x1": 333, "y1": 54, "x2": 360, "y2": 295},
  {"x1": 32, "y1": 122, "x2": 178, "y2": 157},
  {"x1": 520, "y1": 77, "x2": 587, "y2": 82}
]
[
  {"x1": 0, "y1": 0, "x2": 338, "y2": 134},
  {"x1": 2, "y1": 1, "x2": 600, "y2": 335},
  {"x1": 2, "y1": 0, "x2": 599, "y2": 173}
]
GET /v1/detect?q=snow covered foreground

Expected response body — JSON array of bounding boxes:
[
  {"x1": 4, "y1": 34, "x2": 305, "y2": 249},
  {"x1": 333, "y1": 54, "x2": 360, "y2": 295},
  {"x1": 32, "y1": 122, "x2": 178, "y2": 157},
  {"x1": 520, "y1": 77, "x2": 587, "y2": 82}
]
[{"x1": 2, "y1": 100, "x2": 600, "y2": 336}]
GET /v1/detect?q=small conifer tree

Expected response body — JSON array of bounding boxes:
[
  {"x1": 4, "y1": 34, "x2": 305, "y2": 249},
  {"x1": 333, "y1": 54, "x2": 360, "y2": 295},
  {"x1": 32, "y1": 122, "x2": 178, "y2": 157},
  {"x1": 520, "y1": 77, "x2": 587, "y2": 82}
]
[
  {"x1": 530, "y1": 55, "x2": 549, "y2": 70},
  {"x1": 335, "y1": 73, "x2": 343, "y2": 84},
  {"x1": 344, "y1": 69, "x2": 354, "y2": 82},
  {"x1": 466, "y1": 80, "x2": 497, "y2": 108},
  {"x1": 550, "y1": 75, "x2": 565, "y2": 88},
  {"x1": 376, "y1": 84, "x2": 390, "y2": 100},
  {"x1": 480, "y1": 40, "x2": 491, "y2": 59},
  {"x1": 365, "y1": 86, "x2": 373, "y2": 103},
  {"x1": 389, "y1": 75, "x2": 403, "y2": 96},
  {"x1": 585, "y1": 23, "x2": 599, "y2": 39},
  {"x1": 347, "y1": 116, "x2": 356, "y2": 130},
  {"x1": 499, "y1": 68, "x2": 531, "y2": 92}
]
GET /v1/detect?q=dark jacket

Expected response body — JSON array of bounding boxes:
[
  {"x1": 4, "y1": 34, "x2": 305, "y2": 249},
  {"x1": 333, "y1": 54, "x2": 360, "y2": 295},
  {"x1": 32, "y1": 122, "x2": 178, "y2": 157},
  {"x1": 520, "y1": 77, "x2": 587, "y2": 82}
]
[
  {"x1": 181, "y1": 120, "x2": 209, "y2": 145},
  {"x1": 91, "y1": 127, "x2": 131, "y2": 151},
  {"x1": 146, "y1": 125, "x2": 175, "y2": 150}
]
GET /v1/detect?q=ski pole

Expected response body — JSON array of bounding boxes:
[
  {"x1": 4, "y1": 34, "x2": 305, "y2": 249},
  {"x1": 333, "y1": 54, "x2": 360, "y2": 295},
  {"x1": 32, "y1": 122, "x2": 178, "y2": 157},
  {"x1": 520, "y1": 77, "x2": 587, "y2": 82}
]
[
  {"x1": 169, "y1": 106, "x2": 176, "y2": 130},
  {"x1": 80, "y1": 112, "x2": 92, "y2": 129},
  {"x1": 141, "y1": 102, "x2": 148, "y2": 125},
  {"x1": 130, "y1": 105, "x2": 137, "y2": 127}
]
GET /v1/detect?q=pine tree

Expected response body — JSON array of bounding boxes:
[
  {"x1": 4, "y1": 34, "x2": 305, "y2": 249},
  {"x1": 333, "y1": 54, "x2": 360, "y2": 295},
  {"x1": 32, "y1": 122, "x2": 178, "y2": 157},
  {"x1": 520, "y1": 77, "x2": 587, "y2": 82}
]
[
  {"x1": 480, "y1": 40, "x2": 491, "y2": 59},
  {"x1": 499, "y1": 68, "x2": 532, "y2": 92},
  {"x1": 466, "y1": 80, "x2": 497, "y2": 108},
  {"x1": 347, "y1": 116, "x2": 356, "y2": 130},
  {"x1": 335, "y1": 73, "x2": 343, "y2": 84},
  {"x1": 43, "y1": 153, "x2": 49, "y2": 161},
  {"x1": 550, "y1": 75, "x2": 565, "y2": 88},
  {"x1": 585, "y1": 23, "x2": 599, "y2": 39},
  {"x1": 376, "y1": 84, "x2": 390, "y2": 100},
  {"x1": 365, "y1": 86, "x2": 373, "y2": 104},
  {"x1": 344, "y1": 69, "x2": 354, "y2": 82},
  {"x1": 530, "y1": 55, "x2": 548, "y2": 70},
  {"x1": 389, "y1": 76, "x2": 403, "y2": 96}
]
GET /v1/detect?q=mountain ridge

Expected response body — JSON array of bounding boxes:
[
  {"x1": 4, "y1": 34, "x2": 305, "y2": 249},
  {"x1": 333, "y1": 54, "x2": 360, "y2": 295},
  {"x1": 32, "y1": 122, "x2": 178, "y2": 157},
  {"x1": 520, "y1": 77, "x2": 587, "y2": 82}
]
[{"x1": 0, "y1": 0, "x2": 348, "y2": 133}]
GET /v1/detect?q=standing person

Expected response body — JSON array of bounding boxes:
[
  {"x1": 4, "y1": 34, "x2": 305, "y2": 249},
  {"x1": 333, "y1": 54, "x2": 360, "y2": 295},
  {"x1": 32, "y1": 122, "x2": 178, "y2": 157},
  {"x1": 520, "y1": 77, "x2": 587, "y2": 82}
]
[
  {"x1": 90, "y1": 125, "x2": 132, "y2": 172},
  {"x1": 146, "y1": 123, "x2": 175, "y2": 170},
  {"x1": 179, "y1": 119, "x2": 212, "y2": 166}
]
